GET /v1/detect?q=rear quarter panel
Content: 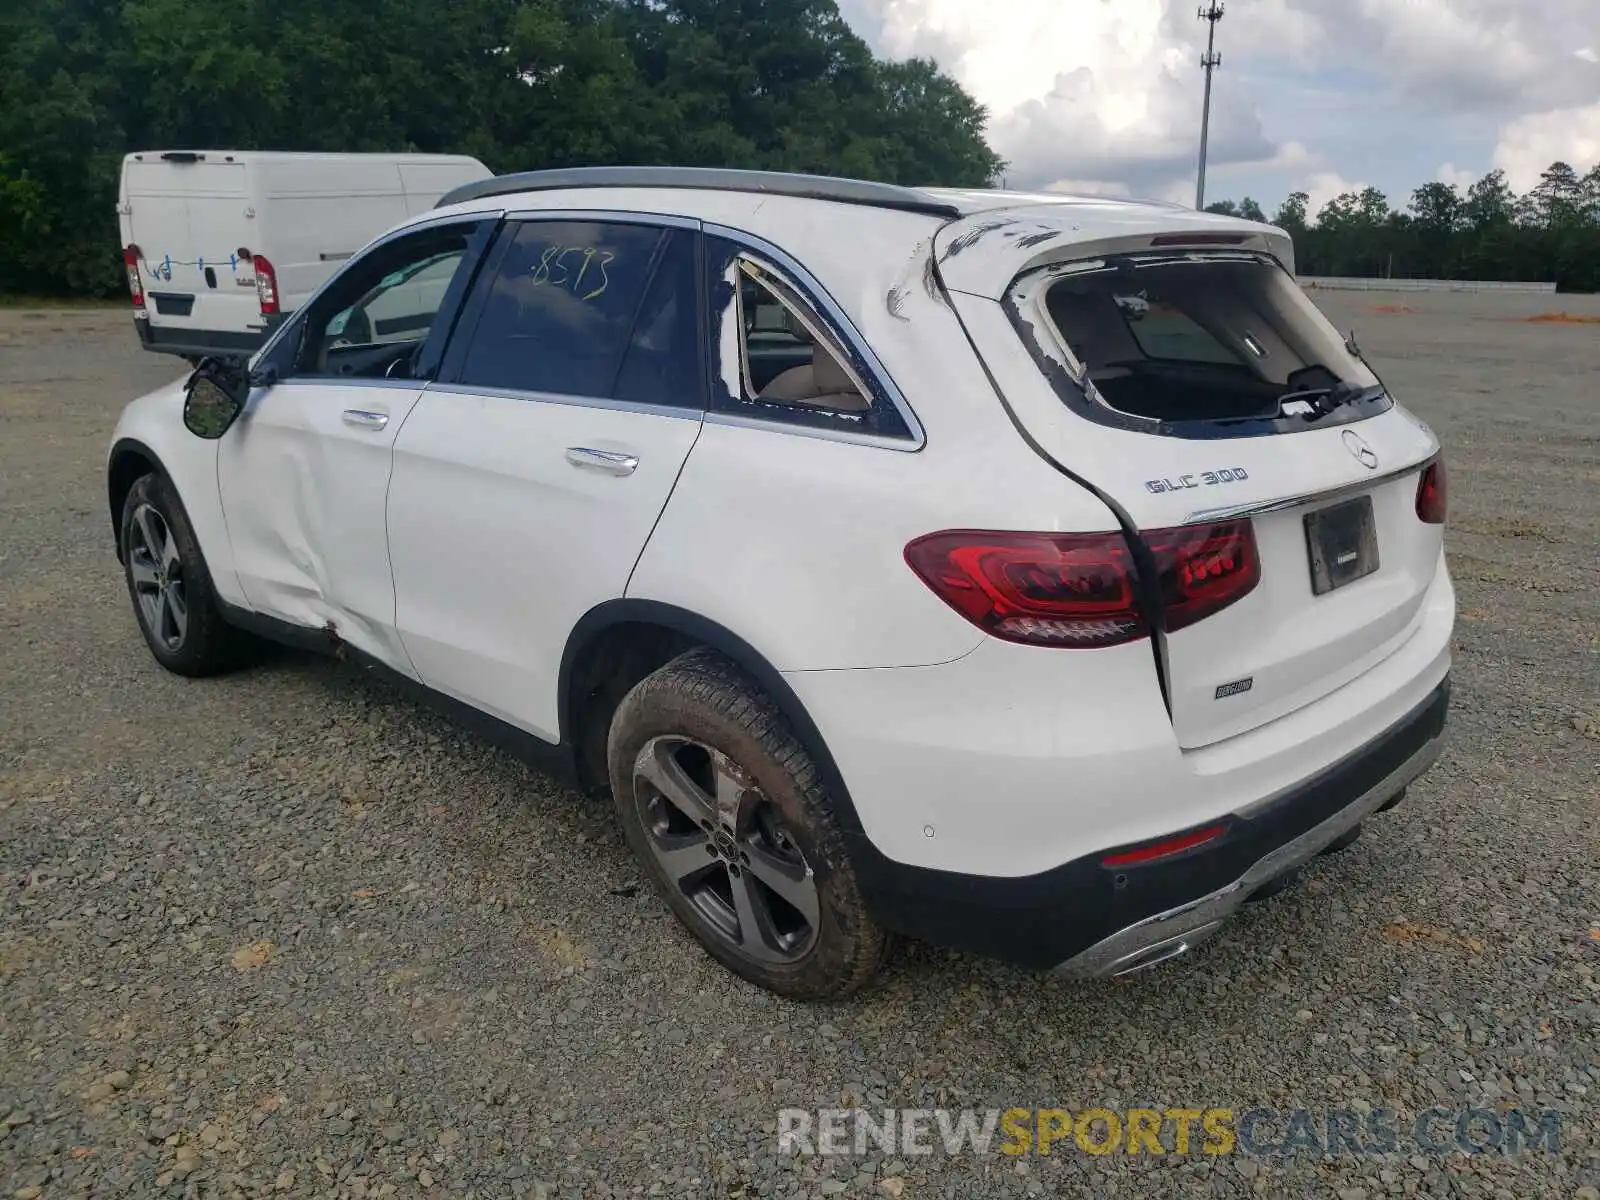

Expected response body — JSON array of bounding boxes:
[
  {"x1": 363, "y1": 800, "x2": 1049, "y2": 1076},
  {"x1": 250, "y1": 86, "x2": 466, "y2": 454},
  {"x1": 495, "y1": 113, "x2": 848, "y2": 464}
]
[{"x1": 627, "y1": 238, "x2": 1125, "y2": 672}]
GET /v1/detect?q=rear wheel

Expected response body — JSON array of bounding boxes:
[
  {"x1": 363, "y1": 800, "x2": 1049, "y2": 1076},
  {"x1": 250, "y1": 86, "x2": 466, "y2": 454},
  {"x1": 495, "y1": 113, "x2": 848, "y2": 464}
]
[
  {"x1": 120, "y1": 472, "x2": 253, "y2": 676},
  {"x1": 607, "y1": 648, "x2": 888, "y2": 999}
]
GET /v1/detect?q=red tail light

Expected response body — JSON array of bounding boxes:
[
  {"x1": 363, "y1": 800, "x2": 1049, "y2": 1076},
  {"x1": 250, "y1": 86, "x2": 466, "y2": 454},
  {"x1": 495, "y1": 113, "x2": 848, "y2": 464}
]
[
  {"x1": 1416, "y1": 458, "x2": 1447, "y2": 524},
  {"x1": 904, "y1": 530, "x2": 1146, "y2": 647},
  {"x1": 123, "y1": 245, "x2": 145, "y2": 311},
  {"x1": 1144, "y1": 520, "x2": 1261, "y2": 633},
  {"x1": 1102, "y1": 821, "x2": 1229, "y2": 867},
  {"x1": 253, "y1": 254, "x2": 279, "y2": 315},
  {"x1": 903, "y1": 520, "x2": 1259, "y2": 649}
]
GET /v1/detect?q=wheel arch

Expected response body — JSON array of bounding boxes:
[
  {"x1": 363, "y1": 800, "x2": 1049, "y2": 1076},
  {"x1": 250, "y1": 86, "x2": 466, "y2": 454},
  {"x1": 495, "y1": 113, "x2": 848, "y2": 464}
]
[
  {"x1": 558, "y1": 600, "x2": 868, "y2": 840},
  {"x1": 107, "y1": 437, "x2": 166, "y2": 562}
]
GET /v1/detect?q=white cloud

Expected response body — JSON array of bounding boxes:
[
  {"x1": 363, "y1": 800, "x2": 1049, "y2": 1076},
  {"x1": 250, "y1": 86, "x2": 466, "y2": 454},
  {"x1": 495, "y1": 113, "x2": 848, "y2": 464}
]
[
  {"x1": 1302, "y1": 172, "x2": 1369, "y2": 220},
  {"x1": 1491, "y1": 103, "x2": 1600, "y2": 190},
  {"x1": 838, "y1": 0, "x2": 1600, "y2": 201},
  {"x1": 1437, "y1": 163, "x2": 1477, "y2": 190}
]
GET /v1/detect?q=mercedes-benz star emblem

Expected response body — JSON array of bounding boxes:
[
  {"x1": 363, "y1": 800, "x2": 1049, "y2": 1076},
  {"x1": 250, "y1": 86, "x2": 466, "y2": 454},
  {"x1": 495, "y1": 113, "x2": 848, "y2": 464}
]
[{"x1": 1342, "y1": 429, "x2": 1380, "y2": 470}]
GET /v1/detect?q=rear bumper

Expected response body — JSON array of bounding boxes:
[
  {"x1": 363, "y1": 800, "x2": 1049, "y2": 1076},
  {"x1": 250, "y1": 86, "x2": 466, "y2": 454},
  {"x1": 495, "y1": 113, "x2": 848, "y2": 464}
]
[
  {"x1": 844, "y1": 675, "x2": 1449, "y2": 971},
  {"x1": 1054, "y1": 682, "x2": 1446, "y2": 977},
  {"x1": 134, "y1": 315, "x2": 275, "y2": 359}
]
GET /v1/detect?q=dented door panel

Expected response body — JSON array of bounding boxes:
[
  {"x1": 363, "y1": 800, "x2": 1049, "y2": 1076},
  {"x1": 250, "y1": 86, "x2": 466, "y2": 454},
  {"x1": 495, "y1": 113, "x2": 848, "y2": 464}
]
[{"x1": 218, "y1": 380, "x2": 422, "y2": 672}]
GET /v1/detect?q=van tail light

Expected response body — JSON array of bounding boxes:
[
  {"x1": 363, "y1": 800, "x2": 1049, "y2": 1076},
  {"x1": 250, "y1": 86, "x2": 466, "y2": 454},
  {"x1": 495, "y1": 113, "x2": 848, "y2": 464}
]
[
  {"x1": 904, "y1": 521, "x2": 1259, "y2": 649},
  {"x1": 123, "y1": 245, "x2": 146, "y2": 311},
  {"x1": 253, "y1": 254, "x2": 279, "y2": 315},
  {"x1": 1416, "y1": 458, "x2": 1447, "y2": 524}
]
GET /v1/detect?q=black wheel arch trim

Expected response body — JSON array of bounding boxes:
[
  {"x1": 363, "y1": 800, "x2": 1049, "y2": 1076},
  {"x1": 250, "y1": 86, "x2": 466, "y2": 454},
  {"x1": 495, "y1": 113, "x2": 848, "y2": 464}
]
[
  {"x1": 107, "y1": 437, "x2": 170, "y2": 562},
  {"x1": 558, "y1": 599, "x2": 873, "y2": 839}
]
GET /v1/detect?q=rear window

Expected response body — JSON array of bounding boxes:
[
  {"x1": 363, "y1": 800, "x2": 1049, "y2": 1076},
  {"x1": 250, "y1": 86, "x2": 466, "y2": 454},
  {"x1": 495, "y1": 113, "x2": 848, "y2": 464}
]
[{"x1": 1019, "y1": 254, "x2": 1385, "y2": 435}]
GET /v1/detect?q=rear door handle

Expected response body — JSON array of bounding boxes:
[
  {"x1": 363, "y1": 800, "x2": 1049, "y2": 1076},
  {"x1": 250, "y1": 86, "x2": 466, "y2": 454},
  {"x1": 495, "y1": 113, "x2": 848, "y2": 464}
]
[
  {"x1": 341, "y1": 408, "x2": 389, "y2": 430},
  {"x1": 565, "y1": 446, "x2": 639, "y2": 476}
]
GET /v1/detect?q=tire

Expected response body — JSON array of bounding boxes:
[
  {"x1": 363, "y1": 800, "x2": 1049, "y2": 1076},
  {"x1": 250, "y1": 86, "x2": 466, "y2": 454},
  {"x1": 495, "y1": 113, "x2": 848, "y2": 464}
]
[
  {"x1": 607, "y1": 648, "x2": 889, "y2": 1000},
  {"x1": 120, "y1": 472, "x2": 253, "y2": 676}
]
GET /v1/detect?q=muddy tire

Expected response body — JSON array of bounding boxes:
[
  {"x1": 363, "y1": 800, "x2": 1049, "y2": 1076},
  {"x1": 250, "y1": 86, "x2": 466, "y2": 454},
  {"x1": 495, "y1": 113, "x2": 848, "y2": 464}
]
[
  {"x1": 607, "y1": 648, "x2": 889, "y2": 1000},
  {"x1": 120, "y1": 472, "x2": 255, "y2": 676}
]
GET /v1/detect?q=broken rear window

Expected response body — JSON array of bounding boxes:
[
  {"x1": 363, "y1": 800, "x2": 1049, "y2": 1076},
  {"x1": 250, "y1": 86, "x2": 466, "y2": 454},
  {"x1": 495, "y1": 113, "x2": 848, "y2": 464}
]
[{"x1": 1012, "y1": 253, "x2": 1389, "y2": 437}]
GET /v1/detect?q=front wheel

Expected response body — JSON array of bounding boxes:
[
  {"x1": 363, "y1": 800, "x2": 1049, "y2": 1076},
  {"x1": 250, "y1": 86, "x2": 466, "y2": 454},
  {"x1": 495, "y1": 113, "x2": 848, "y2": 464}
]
[
  {"x1": 120, "y1": 472, "x2": 253, "y2": 676},
  {"x1": 607, "y1": 649, "x2": 889, "y2": 1000}
]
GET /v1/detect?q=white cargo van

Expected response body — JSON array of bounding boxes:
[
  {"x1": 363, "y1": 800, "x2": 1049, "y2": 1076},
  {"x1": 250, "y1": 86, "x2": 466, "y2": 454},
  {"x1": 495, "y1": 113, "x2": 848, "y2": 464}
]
[{"x1": 117, "y1": 150, "x2": 490, "y2": 360}]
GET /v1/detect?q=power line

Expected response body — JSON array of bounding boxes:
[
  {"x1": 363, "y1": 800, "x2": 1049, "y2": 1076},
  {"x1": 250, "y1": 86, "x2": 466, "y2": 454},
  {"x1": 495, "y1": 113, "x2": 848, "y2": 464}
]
[{"x1": 1195, "y1": 2, "x2": 1224, "y2": 210}]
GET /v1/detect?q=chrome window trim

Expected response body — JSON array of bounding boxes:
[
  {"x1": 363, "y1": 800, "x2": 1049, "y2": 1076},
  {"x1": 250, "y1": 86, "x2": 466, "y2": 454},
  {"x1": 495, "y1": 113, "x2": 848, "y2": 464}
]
[
  {"x1": 421, "y1": 380, "x2": 703, "y2": 422},
  {"x1": 704, "y1": 221, "x2": 925, "y2": 451},
  {"x1": 702, "y1": 409, "x2": 919, "y2": 450},
  {"x1": 270, "y1": 376, "x2": 428, "y2": 393}
]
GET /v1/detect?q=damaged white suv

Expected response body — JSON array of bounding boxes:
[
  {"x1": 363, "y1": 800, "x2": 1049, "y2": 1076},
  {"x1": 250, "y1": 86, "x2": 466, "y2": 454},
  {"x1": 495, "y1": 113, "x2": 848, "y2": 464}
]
[{"x1": 107, "y1": 168, "x2": 1452, "y2": 999}]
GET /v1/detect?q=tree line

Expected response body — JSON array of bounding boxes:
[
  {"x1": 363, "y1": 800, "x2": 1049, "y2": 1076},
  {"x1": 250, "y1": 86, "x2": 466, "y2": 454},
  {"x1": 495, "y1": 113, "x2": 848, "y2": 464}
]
[
  {"x1": 0, "y1": 0, "x2": 1002, "y2": 298},
  {"x1": 1205, "y1": 162, "x2": 1600, "y2": 292}
]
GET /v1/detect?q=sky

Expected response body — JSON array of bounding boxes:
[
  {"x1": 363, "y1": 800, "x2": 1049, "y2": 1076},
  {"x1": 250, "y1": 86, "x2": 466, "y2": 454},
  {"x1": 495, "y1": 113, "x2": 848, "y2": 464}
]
[{"x1": 835, "y1": 0, "x2": 1600, "y2": 216}]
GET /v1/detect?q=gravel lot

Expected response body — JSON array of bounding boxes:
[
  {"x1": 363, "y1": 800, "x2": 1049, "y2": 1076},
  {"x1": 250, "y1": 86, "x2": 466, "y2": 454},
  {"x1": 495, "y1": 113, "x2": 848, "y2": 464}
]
[{"x1": 2, "y1": 294, "x2": 1597, "y2": 1200}]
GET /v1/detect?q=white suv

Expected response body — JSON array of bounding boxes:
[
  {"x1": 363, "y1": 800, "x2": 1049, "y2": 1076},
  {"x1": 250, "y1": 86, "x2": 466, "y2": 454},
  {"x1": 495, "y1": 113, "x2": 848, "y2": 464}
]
[{"x1": 106, "y1": 168, "x2": 1453, "y2": 999}]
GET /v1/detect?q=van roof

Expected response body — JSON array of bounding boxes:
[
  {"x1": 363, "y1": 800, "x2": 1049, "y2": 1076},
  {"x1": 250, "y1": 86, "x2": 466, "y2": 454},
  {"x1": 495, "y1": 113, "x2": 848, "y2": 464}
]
[{"x1": 124, "y1": 151, "x2": 483, "y2": 166}]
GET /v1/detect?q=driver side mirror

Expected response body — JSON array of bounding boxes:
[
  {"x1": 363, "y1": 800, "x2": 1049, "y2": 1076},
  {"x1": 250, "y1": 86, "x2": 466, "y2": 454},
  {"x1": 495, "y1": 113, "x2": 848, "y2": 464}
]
[{"x1": 182, "y1": 356, "x2": 249, "y2": 439}]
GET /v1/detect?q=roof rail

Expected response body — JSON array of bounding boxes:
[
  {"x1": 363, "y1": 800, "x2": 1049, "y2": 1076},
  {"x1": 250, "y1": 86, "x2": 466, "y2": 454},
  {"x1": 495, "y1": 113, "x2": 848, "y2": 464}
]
[{"x1": 434, "y1": 166, "x2": 961, "y2": 218}]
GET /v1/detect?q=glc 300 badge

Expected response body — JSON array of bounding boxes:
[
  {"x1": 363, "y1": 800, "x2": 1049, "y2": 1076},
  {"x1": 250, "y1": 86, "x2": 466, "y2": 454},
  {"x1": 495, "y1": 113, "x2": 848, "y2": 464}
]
[{"x1": 1144, "y1": 467, "x2": 1249, "y2": 494}]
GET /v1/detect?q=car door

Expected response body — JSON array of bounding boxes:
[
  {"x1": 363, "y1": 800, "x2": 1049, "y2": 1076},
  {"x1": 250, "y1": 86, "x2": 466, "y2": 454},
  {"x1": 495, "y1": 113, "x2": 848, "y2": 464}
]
[
  {"x1": 218, "y1": 217, "x2": 494, "y2": 670},
  {"x1": 386, "y1": 214, "x2": 706, "y2": 741}
]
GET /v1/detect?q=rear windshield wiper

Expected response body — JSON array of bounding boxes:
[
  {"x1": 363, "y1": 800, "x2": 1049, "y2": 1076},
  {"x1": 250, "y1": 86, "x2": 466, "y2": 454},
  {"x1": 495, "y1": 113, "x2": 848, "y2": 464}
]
[{"x1": 1277, "y1": 382, "x2": 1385, "y2": 418}]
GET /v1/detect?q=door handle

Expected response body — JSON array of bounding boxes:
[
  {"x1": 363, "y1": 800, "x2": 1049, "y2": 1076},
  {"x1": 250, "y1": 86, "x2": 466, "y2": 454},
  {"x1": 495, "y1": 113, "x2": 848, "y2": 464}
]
[
  {"x1": 341, "y1": 408, "x2": 389, "y2": 430},
  {"x1": 565, "y1": 446, "x2": 639, "y2": 476}
]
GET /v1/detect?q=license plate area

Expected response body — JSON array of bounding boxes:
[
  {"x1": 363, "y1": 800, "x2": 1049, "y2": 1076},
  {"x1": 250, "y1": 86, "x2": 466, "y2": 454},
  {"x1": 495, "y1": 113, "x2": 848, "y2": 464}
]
[{"x1": 1304, "y1": 495, "x2": 1379, "y2": 595}]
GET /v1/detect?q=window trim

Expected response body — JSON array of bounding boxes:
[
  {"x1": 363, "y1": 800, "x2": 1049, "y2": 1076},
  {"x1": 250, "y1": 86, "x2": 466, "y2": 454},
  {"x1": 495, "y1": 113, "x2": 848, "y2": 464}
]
[
  {"x1": 432, "y1": 209, "x2": 709, "y2": 415},
  {"x1": 704, "y1": 222, "x2": 925, "y2": 451}
]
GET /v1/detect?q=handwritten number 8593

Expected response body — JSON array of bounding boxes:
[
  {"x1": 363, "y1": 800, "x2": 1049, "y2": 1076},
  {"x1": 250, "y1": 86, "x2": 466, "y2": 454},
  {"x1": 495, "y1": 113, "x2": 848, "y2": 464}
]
[{"x1": 530, "y1": 246, "x2": 614, "y2": 301}]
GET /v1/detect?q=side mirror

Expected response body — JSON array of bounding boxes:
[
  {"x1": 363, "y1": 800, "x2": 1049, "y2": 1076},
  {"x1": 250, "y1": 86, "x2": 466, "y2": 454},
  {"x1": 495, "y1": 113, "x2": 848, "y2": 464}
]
[{"x1": 182, "y1": 356, "x2": 249, "y2": 439}]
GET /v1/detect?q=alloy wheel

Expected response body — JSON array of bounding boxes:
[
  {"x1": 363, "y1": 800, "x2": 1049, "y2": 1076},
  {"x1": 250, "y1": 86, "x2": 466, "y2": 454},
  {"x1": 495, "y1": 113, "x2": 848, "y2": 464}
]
[
  {"x1": 633, "y1": 735, "x2": 820, "y2": 964},
  {"x1": 127, "y1": 502, "x2": 188, "y2": 651}
]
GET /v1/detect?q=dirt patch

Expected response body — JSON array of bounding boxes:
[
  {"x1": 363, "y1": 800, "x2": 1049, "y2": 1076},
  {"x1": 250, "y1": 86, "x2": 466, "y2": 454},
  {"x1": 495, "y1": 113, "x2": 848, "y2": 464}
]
[{"x1": 1520, "y1": 312, "x2": 1600, "y2": 324}]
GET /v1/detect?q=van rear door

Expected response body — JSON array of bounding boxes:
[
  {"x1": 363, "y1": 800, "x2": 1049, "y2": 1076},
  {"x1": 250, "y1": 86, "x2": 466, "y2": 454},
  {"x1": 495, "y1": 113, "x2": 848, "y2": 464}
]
[
  {"x1": 935, "y1": 203, "x2": 1445, "y2": 751},
  {"x1": 122, "y1": 154, "x2": 257, "y2": 345}
]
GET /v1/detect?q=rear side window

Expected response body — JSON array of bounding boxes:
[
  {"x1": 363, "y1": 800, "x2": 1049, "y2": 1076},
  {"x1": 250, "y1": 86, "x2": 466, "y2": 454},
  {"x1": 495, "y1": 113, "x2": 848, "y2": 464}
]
[
  {"x1": 454, "y1": 220, "x2": 702, "y2": 409},
  {"x1": 704, "y1": 235, "x2": 913, "y2": 441}
]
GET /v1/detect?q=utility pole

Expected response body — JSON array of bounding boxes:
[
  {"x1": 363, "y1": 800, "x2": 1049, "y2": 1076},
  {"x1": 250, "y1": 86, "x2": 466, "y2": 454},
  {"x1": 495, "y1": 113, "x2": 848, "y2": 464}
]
[{"x1": 1195, "y1": 2, "x2": 1224, "y2": 210}]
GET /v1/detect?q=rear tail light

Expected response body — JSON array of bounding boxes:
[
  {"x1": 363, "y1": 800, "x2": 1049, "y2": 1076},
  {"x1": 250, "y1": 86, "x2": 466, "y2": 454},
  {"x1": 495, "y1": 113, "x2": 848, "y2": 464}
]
[
  {"x1": 1144, "y1": 520, "x2": 1260, "y2": 633},
  {"x1": 123, "y1": 245, "x2": 145, "y2": 311},
  {"x1": 1416, "y1": 458, "x2": 1447, "y2": 524},
  {"x1": 903, "y1": 520, "x2": 1259, "y2": 649},
  {"x1": 253, "y1": 254, "x2": 279, "y2": 315},
  {"x1": 1101, "y1": 821, "x2": 1229, "y2": 867},
  {"x1": 904, "y1": 530, "x2": 1146, "y2": 647}
]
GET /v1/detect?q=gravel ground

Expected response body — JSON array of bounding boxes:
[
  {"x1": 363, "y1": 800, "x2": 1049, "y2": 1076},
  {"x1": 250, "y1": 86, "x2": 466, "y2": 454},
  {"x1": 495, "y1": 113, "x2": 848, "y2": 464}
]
[{"x1": 1, "y1": 295, "x2": 1596, "y2": 1200}]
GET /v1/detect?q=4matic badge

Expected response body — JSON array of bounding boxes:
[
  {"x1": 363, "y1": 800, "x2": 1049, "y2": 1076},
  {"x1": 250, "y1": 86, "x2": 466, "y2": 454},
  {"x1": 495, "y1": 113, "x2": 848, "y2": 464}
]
[{"x1": 1144, "y1": 466, "x2": 1249, "y2": 495}]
